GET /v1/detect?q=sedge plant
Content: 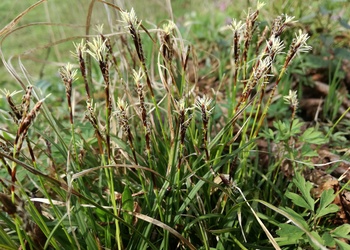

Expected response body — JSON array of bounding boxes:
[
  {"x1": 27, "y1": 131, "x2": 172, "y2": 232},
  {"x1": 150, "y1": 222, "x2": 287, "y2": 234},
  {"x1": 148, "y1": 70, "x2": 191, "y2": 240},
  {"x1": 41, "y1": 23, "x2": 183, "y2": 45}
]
[{"x1": 0, "y1": 1, "x2": 335, "y2": 250}]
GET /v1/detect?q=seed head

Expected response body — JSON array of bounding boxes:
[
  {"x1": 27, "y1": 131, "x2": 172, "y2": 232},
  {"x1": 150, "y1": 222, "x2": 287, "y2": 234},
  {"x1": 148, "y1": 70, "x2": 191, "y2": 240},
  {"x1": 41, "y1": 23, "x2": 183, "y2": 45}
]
[
  {"x1": 87, "y1": 36, "x2": 107, "y2": 62},
  {"x1": 257, "y1": 1, "x2": 266, "y2": 10},
  {"x1": 95, "y1": 24, "x2": 104, "y2": 34},
  {"x1": 292, "y1": 30, "x2": 312, "y2": 54},
  {"x1": 254, "y1": 56, "x2": 272, "y2": 80},
  {"x1": 283, "y1": 14, "x2": 296, "y2": 26},
  {"x1": 228, "y1": 19, "x2": 245, "y2": 34},
  {"x1": 71, "y1": 39, "x2": 87, "y2": 59},
  {"x1": 1, "y1": 89, "x2": 22, "y2": 98},
  {"x1": 59, "y1": 63, "x2": 77, "y2": 83},
  {"x1": 284, "y1": 30, "x2": 312, "y2": 68},
  {"x1": 283, "y1": 90, "x2": 299, "y2": 109},
  {"x1": 163, "y1": 21, "x2": 175, "y2": 35},
  {"x1": 120, "y1": 8, "x2": 140, "y2": 30},
  {"x1": 115, "y1": 98, "x2": 130, "y2": 136},
  {"x1": 195, "y1": 95, "x2": 214, "y2": 123},
  {"x1": 132, "y1": 68, "x2": 144, "y2": 84},
  {"x1": 267, "y1": 36, "x2": 285, "y2": 59}
]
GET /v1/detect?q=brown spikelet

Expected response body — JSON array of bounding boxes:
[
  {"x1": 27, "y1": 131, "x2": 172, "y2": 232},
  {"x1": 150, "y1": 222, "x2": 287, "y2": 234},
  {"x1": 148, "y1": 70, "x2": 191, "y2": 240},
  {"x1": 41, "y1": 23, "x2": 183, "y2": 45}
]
[
  {"x1": 101, "y1": 33, "x2": 120, "y2": 76},
  {"x1": 120, "y1": 8, "x2": 154, "y2": 97},
  {"x1": 60, "y1": 63, "x2": 77, "y2": 124},
  {"x1": 85, "y1": 101, "x2": 105, "y2": 155},
  {"x1": 256, "y1": 26, "x2": 269, "y2": 55},
  {"x1": 73, "y1": 40, "x2": 90, "y2": 101},
  {"x1": 21, "y1": 85, "x2": 33, "y2": 118},
  {"x1": 241, "y1": 8, "x2": 259, "y2": 68},
  {"x1": 5, "y1": 93, "x2": 22, "y2": 123},
  {"x1": 15, "y1": 99, "x2": 44, "y2": 153},
  {"x1": 116, "y1": 99, "x2": 138, "y2": 165},
  {"x1": 133, "y1": 69, "x2": 151, "y2": 153}
]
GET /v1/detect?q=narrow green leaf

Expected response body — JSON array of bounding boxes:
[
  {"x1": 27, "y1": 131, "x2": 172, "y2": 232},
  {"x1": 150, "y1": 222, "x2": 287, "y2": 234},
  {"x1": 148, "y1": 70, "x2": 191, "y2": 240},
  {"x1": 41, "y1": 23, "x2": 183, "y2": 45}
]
[
  {"x1": 0, "y1": 226, "x2": 16, "y2": 248},
  {"x1": 280, "y1": 207, "x2": 309, "y2": 230},
  {"x1": 308, "y1": 231, "x2": 325, "y2": 249},
  {"x1": 256, "y1": 200, "x2": 328, "y2": 250},
  {"x1": 122, "y1": 185, "x2": 133, "y2": 226},
  {"x1": 335, "y1": 238, "x2": 350, "y2": 250}
]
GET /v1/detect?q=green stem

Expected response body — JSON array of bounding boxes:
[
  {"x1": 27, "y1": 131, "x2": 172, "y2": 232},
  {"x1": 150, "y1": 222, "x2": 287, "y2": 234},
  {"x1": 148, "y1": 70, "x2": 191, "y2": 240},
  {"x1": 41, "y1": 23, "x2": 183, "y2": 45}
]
[{"x1": 327, "y1": 105, "x2": 350, "y2": 138}]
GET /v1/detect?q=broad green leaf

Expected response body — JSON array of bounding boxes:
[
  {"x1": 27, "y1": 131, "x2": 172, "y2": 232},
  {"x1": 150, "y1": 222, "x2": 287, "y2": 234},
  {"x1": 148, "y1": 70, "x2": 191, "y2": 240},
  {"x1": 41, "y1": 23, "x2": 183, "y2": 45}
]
[
  {"x1": 290, "y1": 119, "x2": 303, "y2": 135},
  {"x1": 300, "y1": 127, "x2": 328, "y2": 145},
  {"x1": 316, "y1": 189, "x2": 339, "y2": 218},
  {"x1": 318, "y1": 189, "x2": 336, "y2": 210},
  {"x1": 285, "y1": 191, "x2": 312, "y2": 210},
  {"x1": 316, "y1": 204, "x2": 339, "y2": 219},
  {"x1": 300, "y1": 144, "x2": 318, "y2": 158},
  {"x1": 332, "y1": 224, "x2": 350, "y2": 240},
  {"x1": 276, "y1": 223, "x2": 304, "y2": 246},
  {"x1": 122, "y1": 185, "x2": 133, "y2": 226},
  {"x1": 322, "y1": 232, "x2": 335, "y2": 247},
  {"x1": 293, "y1": 173, "x2": 315, "y2": 211}
]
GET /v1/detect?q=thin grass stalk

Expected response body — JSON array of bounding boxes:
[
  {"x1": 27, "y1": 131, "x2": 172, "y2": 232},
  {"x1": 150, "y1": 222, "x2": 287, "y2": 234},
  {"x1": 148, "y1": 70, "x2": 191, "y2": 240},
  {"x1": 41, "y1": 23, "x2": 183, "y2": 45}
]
[
  {"x1": 102, "y1": 33, "x2": 121, "y2": 76},
  {"x1": 133, "y1": 69, "x2": 158, "y2": 188},
  {"x1": 120, "y1": 8, "x2": 168, "y2": 144},
  {"x1": 72, "y1": 40, "x2": 91, "y2": 101},
  {"x1": 254, "y1": 30, "x2": 311, "y2": 137},
  {"x1": 249, "y1": 77, "x2": 267, "y2": 140},
  {"x1": 60, "y1": 63, "x2": 81, "y2": 173},
  {"x1": 12, "y1": 98, "x2": 45, "y2": 200},
  {"x1": 98, "y1": 35, "x2": 112, "y2": 163},
  {"x1": 14, "y1": 215, "x2": 26, "y2": 249},
  {"x1": 6, "y1": 92, "x2": 45, "y2": 248},
  {"x1": 240, "y1": 3, "x2": 263, "y2": 79},
  {"x1": 116, "y1": 98, "x2": 151, "y2": 210},
  {"x1": 195, "y1": 96, "x2": 216, "y2": 179},
  {"x1": 228, "y1": 19, "x2": 244, "y2": 113},
  {"x1": 328, "y1": 105, "x2": 350, "y2": 137},
  {"x1": 86, "y1": 33, "x2": 123, "y2": 249},
  {"x1": 161, "y1": 21, "x2": 175, "y2": 90}
]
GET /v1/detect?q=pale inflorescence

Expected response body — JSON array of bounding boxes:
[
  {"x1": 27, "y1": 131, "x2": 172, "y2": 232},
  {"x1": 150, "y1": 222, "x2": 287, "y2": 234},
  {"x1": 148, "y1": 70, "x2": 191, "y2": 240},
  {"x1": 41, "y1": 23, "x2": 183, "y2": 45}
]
[
  {"x1": 86, "y1": 36, "x2": 107, "y2": 62},
  {"x1": 283, "y1": 90, "x2": 299, "y2": 109}
]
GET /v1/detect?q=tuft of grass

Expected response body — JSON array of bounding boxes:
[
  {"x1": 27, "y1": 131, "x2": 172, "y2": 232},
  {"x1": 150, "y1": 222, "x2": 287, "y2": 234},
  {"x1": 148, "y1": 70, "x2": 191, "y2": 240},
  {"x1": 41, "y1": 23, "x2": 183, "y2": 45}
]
[{"x1": 0, "y1": 1, "x2": 349, "y2": 250}]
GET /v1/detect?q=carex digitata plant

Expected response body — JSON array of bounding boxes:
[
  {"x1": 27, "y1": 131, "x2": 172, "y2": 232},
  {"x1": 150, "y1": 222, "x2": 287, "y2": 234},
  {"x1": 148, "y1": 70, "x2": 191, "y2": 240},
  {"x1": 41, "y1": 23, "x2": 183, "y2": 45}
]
[{"x1": 0, "y1": 1, "x2": 318, "y2": 249}]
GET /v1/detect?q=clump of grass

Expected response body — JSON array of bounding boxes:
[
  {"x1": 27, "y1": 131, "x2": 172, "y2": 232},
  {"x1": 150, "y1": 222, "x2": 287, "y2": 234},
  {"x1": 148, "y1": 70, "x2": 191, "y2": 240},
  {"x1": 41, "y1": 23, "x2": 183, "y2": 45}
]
[{"x1": 1, "y1": 1, "x2": 339, "y2": 250}]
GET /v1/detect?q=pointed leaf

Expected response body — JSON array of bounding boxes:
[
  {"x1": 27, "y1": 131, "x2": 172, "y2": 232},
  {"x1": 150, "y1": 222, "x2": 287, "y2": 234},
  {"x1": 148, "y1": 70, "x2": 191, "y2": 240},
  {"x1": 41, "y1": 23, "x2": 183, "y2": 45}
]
[
  {"x1": 335, "y1": 239, "x2": 350, "y2": 250},
  {"x1": 332, "y1": 224, "x2": 350, "y2": 240},
  {"x1": 316, "y1": 189, "x2": 338, "y2": 218},
  {"x1": 300, "y1": 127, "x2": 328, "y2": 144},
  {"x1": 276, "y1": 223, "x2": 305, "y2": 246},
  {"x1": 285, "y1": 191, "x2": 311, "y2": 210},
  {"x1": 316, "y1": 204, "x2": 339, "y2": 218},
  {"x1": 293, "y1": 173, "x2": 315, "y2": 211}
]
